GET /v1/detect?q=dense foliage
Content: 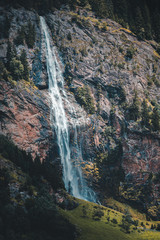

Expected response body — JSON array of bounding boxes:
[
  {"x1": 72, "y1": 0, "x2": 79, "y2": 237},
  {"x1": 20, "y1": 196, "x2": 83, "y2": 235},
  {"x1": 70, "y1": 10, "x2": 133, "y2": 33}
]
[
  {"x1": 127, "y1": 93, "x2": 160, "y2": 131},
  {"x1": 15, "y1": 21, "x2": 36, "y2": 48},
  {"x1": 0, "y1": 135, "x2": 64, "y2": 190},
  {"x1": 75, "y1": 85, "x2": 95, "y2": 114},
  {"x1": 0, "y1": 135, "x2": 76, "y2": 240},
  {"x1": 1, "y1": 0, "x2": 160, "y2": 43},
  {"x1": 0, "y1": 41, "x2": 30, "y2": 82}
]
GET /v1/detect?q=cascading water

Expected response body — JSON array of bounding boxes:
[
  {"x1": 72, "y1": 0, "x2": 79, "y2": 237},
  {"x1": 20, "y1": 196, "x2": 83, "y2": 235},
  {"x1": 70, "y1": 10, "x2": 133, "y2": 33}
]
[{"x1": 40, "y1": 16, "x2": 97, "y2": 202}]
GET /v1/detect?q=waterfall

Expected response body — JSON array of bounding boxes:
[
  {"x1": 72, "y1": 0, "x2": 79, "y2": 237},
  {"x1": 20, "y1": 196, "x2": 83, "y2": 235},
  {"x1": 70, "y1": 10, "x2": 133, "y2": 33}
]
[{"x1": 40, "y1": 16, "x2": 97, "y2": 202}]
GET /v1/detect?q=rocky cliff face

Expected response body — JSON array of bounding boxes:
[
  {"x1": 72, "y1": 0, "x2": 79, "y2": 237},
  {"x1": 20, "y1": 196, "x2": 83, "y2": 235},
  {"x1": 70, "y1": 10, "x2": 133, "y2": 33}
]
[
  {"x1": 0, "y1": 8, "x2": 54, "y2": 160},
  {"x1": 0, "y1": 5, "x2": 160, "y2": 218}
]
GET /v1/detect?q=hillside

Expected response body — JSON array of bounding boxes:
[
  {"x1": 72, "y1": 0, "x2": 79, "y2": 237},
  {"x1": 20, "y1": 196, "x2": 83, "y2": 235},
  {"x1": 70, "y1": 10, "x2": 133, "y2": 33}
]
[{"x1": 0, "y1": 2, "x2": 160, "y2": 239}]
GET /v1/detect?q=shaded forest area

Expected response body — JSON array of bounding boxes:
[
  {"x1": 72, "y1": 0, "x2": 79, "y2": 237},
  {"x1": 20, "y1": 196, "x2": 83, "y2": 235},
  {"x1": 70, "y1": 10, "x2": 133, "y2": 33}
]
[
  {"x1": 1, "y1": 0, "x2": 160, "y2": 43},
  {"x1": 0, "y1": 135, "x2": 76, "y2": 240}
]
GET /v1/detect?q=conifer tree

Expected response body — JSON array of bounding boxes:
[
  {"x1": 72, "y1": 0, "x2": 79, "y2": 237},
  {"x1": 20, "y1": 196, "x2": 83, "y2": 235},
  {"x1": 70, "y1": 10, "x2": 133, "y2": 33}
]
[
  {"x1": 152, "y1": 10, "x2": 160, "y2": 42},
  {"x1": 10, "y1": 57, "x2": 24, "y2": 81},
  {"x1": 80, "y1": 0, "x2": 88, "y2": 7},
  {"x1": 26, "y1": 21, "x2": 36, "y2": 48},
  {"x1": 151, "y1": 105, "x2": 160, "y2": 131},
  {"x1": 135, "y1": 7, "x2": 145, "y2": 40},
  {"x1": 128, "y1": 90, "x2": 140, "y2": 121},
  {"x1": 6, "y1": 41, "x2": 17, "y2": 71},
  {"x1": 0, "y1": 61, "x2": 5, "y2": 79},
  {"x1": 141, "y1": 99, "x2": 150, "y2": 129},
  {"x1": 20, "y1": 49, "x2": 29, "y2": 81},
  {"x1": 114, "y1": 0, "x2": 128, "y2": 23},
  {"x1": 105, "y1": 0, "x2": 114, "y2": 18},
  {"x1": 3, "y1": 16, "x2": 11, "y2": 38},
  {"x1": 15, "y1": 26, "x2": 26, "y2": 46},
  {"x1": 142, "y1": 4, "x2": 152, "y2": 40}
]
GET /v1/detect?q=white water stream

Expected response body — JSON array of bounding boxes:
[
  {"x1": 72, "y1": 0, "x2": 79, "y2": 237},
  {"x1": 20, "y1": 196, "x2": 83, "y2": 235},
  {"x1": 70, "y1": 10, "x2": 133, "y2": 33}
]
[{"x1": 40, "y1": 16, "x2": 96, "y2": 202}]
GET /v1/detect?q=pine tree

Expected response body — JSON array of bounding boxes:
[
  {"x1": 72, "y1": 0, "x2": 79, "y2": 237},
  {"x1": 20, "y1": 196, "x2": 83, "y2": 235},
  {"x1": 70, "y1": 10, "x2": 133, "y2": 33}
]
[
  {"x1": 135, "y1": 7, "x2": 145, "y2": 40},
  {"x1": 89, "y1": 0, "x2": 107, "y2": 17},
  {"x1": 142, "y1": 4, "x2": 152, "y2": 40},
  {"x1": 6, "y1": 41, "x2": 17, "y2": 71},
  {"x1": 0, "y1": 61, "x2": 5, "y2": 79},
  {"x1": 105, "y1": 0, "x2": 114, "y2": 18},
  {"x1": 34, "y1": 155, "x2": 42, "y2": 176},
  {"x1": 151, "y1": 105, "x2": 160, "y2": 131},
  {"x1": 128, "y1": 90, "x2": 140, "y2": 121},
  {"x1": 114, "y1": 0, "x2": 128, "y2": 23},
  {"x1": 3, "y1": 16, "x2": 11, "y2": 38},
  {"x1": 15, "y1": 26, "x2": 26, "y2": 46},
  {"x1": 26, "y1": 21, "x2": 36, "y2": 48},
  {"x1": 20, "y1": 49, "x2": 29, "y2": 81},
  {"x1": 152, "y1": 10, "x2": 160, "y2": 42},
  {"x1": 10, "y1": 57, "x2": 24, "y2": 81},
  {"x1": 141, "y1": 99, "x2": 150, "y2": 129},
  {"x1": 80, "y1": 0, "x2": 88, "y2": 7}
]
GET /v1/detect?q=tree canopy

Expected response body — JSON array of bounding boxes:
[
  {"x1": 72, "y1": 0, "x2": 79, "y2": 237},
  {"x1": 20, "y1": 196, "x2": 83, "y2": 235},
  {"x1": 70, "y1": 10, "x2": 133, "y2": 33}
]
[{"x1": 1, "y1": 0, "x2": 160, "y2": 42}]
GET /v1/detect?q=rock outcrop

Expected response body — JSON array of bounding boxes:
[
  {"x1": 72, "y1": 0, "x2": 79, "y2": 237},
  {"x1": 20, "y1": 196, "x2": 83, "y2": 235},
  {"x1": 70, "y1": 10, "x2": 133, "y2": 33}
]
[{"x1": 0, "y1": 80, "x2": 52, "y2": 160}]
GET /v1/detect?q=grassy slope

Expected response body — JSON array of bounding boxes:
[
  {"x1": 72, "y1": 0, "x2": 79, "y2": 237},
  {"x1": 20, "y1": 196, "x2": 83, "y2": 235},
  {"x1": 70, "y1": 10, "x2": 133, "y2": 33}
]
[
  {"x1": 61, "y1": 199, "x2": 160, "y2": 240},
  {"x1": 1, "y1": 154, "x2": 160, "y2": 240}
]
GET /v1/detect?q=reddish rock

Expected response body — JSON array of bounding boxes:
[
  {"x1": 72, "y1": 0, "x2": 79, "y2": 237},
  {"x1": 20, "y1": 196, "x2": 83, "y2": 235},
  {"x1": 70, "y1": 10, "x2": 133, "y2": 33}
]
[{"x1": 0, "y1": 80, "x2": 52, "y2": 160}]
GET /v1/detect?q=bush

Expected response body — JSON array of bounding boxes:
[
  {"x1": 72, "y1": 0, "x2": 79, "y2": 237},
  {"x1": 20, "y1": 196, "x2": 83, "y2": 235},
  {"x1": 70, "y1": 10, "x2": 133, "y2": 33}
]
[
  {"x1": 75, "y1": 85, "x2": 95, "y2": 114},
  {"x1": 93, "y1": 209, "x2": 104, "y2": 220},
  {"x1": 82, "y1": 205, "x2": 87, "y2": 217},
  {"x1": 20, "y1": 49, "x2": 29, "y2": 81},
  {"x1": 10, "y1": 57, "x2": 24, "y2": 80},
  {"x1": 125, "y1": 46, "x2": 135, "y2": 60},
  {"x1": 151, "y1": 105, "x2": 160, "y2": 131},
  {"x1": 156, "y1": 224, "x2": 160, "y2": 231},
  {"x1": 119, "y1": 46, "x2": 124, "y2": 53},
  {"x1": 67, "y1": 32, "x2": 72, "y2": 41},
  {"x1": 128, "y1": 91, "x2": 140, "y2": 121},
  {"x1": 111, "y1": 218, "x2": 117, "y2": 224}
]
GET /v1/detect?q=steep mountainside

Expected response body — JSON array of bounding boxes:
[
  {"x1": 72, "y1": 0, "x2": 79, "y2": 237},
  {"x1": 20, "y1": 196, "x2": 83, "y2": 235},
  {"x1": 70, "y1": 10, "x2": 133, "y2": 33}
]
[{"x1": 0, "y1": 5, "x2": 160, "y2": 219}]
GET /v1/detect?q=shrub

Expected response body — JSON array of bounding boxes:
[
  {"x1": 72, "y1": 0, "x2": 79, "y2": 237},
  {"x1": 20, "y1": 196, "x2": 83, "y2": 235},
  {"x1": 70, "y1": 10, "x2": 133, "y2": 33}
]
[
  {"x1": 125, "y1": 46, "x2": 136, "y2": 60},
  {"x1": 120, "y1": 214, "x2": 132, "y2": 233},
  {"x1": 64, "y1": 62, "x2": 73, "y2": 86},
  {"x1": 20, "y1": 49, "x2": 29, "y2": 81},
  {"x1": 82, "y1": 205, "x2": 87, "y2": 217},
  {"x1": 141, "y1": 99, "x2": 151, "y2": 129},
  {"x1": 10, "y1": 57, "x2": 24, "y2": 81},
  {"x1": 93, "y1": 209, "x2": 104, "y2": 220},
  {"x1": 111, "y1": 218, "x2": 117, "y2": 224},
  {"x1": 156, "y1": 223, "x2": 160, "y2": 231},
  {"x1": 151, "y1": 104, "x2": 160, "y2": 131},
  {"x1": 118, "y1": 62, "x2": 125, "y2": 69},
  {"x1": 75, "y1": 85, "x2": 95, "y2": 114},
  {"x1": 128, "y1": 90, "x2": 140, "y2": 121},
  {"x1": 80, "y1": 46, "x2": 88, "y2": 57},
  {"x1": 67, "y1": 32, "x2": 72, "y2": 41},
  {"x1": 119, "y1": 46, "x2": 124, "y2": 53}
]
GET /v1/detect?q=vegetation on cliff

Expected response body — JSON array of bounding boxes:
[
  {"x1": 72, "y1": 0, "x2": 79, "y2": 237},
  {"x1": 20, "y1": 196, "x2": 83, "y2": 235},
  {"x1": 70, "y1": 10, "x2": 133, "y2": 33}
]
[
  {"x1": 0, "y1": 135, "x2": 76, "y2": 240},
  {"x1": 1, "y1": 135, "x2": 160, "y2": 240},
  {"x1": 0, "y1": 2, "x2": 160, "y2": 239},
  {"x1": 1, "y1": 0, "x2": 160, "y2": 44}
]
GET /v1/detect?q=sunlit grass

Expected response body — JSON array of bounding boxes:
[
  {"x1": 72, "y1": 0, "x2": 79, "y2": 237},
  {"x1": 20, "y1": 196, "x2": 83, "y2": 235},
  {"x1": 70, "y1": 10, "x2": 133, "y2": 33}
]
[{"x1": 60, "y1": 198, "x2": 160, "y2": 240}]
